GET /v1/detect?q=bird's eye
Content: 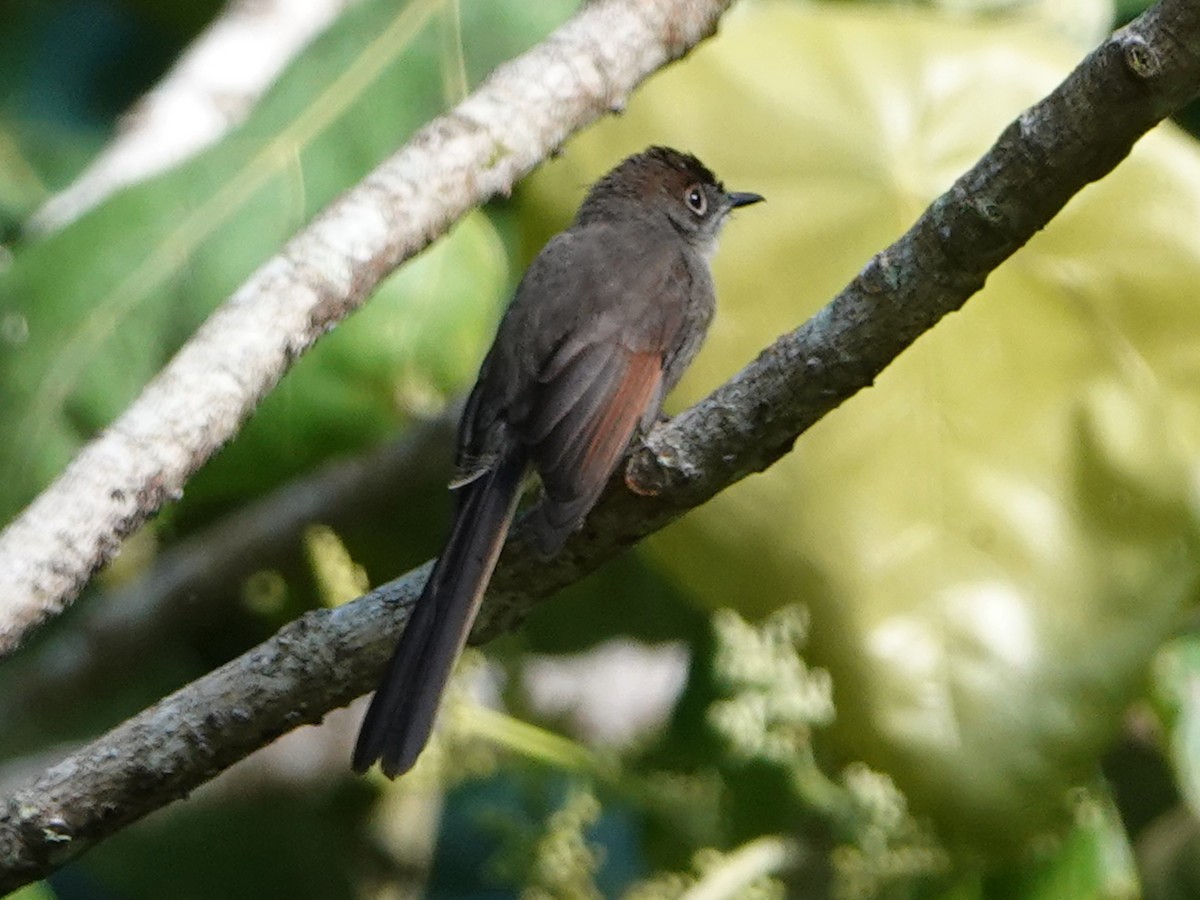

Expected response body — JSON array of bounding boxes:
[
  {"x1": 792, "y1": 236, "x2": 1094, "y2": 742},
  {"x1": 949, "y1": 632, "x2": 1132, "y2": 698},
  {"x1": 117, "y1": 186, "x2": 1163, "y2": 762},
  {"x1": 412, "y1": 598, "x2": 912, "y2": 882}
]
[{"x1": 684, "y1": 185, "x2": 707, "y2": 216}]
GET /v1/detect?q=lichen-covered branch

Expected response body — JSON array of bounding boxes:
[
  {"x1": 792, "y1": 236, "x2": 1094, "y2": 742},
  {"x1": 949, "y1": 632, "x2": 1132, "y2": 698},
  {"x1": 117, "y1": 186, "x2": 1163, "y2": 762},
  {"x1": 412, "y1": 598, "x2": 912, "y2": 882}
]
[
  {"x1": 0, "y1": 0, "x2": 737, "y2": 659},
  {"x1": 1, "y1": 0, "x2": 1199, "y2": 892}
]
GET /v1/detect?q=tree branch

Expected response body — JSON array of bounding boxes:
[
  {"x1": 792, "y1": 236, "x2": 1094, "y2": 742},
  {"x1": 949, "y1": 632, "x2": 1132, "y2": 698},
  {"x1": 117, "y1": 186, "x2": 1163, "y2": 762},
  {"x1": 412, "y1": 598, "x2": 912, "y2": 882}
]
[
  {"x1": 0, "y1": 0, "x2": 737, "y2": 658},
  {"x1": 0, "y1": 412, "x2": 455, "y2": 736},
  {"x1": 1, "y1": 1, "x2": 1197, "y2": 890}
]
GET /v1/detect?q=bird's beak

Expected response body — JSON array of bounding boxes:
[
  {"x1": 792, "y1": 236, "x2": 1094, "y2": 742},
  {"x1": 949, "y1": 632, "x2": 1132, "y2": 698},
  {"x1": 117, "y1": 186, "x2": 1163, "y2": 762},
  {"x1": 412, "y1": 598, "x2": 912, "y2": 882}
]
[{"x1": 727, "y1": 191, "x2": 765, "y2": 208}]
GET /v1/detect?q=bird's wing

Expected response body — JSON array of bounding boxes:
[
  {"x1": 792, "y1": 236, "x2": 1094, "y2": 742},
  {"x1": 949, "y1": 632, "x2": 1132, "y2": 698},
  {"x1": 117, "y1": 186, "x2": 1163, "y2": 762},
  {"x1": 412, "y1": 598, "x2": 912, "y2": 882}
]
[
  {"x1": 516, "y1": 229, "x2": 689, "y2": 553},
  {"x1": 526, "y1": 342, "x2": 663, "y2": 554}
]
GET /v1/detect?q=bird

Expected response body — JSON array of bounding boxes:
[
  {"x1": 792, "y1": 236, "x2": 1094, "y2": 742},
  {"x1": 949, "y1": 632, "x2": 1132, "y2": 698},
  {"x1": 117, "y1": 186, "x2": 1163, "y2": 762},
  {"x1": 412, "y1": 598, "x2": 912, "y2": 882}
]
[{"x1": 353, "y1": 146, "x2": 763, "y2": 777}]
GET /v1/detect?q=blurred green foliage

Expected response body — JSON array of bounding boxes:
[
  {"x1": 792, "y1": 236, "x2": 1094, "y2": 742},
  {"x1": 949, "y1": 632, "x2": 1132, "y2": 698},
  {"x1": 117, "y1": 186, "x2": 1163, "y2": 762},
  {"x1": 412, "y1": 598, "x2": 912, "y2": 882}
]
[
  {"x1": 2, "y1": 0, "x2": 1199, "y2": 898},
  {"x1": 0, "y1": 0, "x2": 550, "y2": 524},
  {"x1": 527, "y1": 0, "x2": 1200, "y2": 863}
]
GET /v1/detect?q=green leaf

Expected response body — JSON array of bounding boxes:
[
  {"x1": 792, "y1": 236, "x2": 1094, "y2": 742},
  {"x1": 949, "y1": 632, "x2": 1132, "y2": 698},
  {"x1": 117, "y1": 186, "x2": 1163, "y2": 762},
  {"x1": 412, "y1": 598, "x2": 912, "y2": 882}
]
[
  {"x1": 5, "y1": 881, "x2": 58, "y2": 900},
  {"x1": 0, "y1": 123, "x2": 48, "y2": 223},
  {"x1": 1151, "y1": 637, "x2": 1200, "y2": 820},
  {"x1": 984, "y1": 788, "x2": 1139, "y2": 899},
  {"x1": 521, "y1": 4, "x2": 1200, "y2": 853}
]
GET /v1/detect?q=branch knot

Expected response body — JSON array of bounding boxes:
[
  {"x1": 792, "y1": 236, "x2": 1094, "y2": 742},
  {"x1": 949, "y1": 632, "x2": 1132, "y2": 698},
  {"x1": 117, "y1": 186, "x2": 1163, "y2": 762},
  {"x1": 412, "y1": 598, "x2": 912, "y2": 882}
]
[{"x1": 1119, "y1": 33, "x2": 1162, "y2": 81}]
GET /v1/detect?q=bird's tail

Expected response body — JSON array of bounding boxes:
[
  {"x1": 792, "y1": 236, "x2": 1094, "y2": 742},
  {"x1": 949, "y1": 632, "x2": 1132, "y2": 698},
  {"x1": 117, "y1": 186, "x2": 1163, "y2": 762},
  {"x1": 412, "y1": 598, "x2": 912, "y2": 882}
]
[{"x1": 352, "y1": 447, "x2": 525, "y2": 777}]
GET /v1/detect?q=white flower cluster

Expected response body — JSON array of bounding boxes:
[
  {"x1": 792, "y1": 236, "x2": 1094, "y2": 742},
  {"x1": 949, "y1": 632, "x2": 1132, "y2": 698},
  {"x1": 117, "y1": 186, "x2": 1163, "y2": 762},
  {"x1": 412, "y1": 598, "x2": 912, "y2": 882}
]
[{"x1": 707, "y1": 605, "x2": 836, "y2": 764}]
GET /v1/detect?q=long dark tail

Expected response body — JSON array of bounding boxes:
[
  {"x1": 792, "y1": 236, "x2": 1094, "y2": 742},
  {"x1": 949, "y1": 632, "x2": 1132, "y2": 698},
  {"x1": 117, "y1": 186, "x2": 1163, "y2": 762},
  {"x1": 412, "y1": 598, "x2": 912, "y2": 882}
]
[{"x1": 352, "y1": 446, "x2": 525, "y2": 777}]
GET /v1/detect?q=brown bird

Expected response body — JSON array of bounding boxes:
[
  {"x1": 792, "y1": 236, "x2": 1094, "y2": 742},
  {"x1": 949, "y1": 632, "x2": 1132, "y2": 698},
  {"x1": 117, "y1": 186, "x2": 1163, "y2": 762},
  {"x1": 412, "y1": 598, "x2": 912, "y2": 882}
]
[{"x1": 353, "y1": 146, "x2": 763, "y2": 777}]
